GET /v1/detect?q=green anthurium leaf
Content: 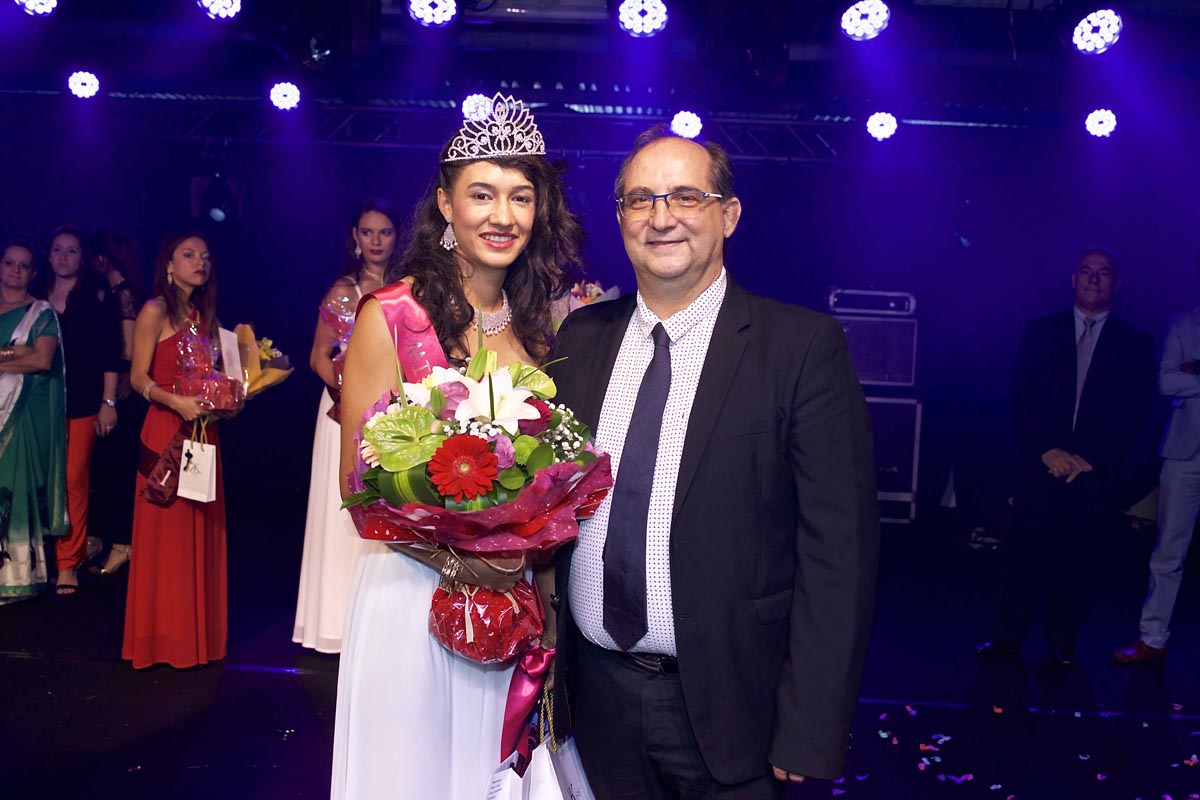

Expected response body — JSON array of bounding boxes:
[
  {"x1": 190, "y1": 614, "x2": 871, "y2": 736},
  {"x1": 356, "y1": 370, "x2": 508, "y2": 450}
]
[
  {"x1": 508, "y1": 363, "x2": 558, "y2": 400},
  {"x1": 548, "y1": 410, "x2": 563, "y2": 429},
  {"x1": 526, "y1": 443, "x2": 555, "y2": 473},
  {"x1": 498, "y1": 466, "x2": 528, "y2": 491},
  {"x1": 364, "y1": 406, "x2": 446, "y2": 472},
  {"x1": 378, "y1": 463, "x2": 440, "y2": 507}
]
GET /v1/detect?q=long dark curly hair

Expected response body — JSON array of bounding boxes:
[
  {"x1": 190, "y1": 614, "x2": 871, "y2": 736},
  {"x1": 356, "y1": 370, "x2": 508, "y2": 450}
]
[
  {"x1": 339, "y1": 197, "x2": 403, "y2": 282},
  {"x1": 150, "y1": 231, "x2": 218, "y2": 337},
  {"x1": 396, "y1": 146, "x2": 584, "y2": 365}
]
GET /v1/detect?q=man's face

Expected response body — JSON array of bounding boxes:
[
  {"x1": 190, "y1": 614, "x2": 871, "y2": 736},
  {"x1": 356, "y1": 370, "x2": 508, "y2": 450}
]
[
  {"x1": 1071, "y1": 252, "x2": 1118, "y2": 313},
  {"x1": 617, "y1": 137, "x2": 741, "y2": 298}
]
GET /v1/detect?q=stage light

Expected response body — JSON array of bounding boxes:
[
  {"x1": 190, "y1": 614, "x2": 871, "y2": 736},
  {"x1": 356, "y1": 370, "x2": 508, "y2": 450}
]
[
  {"x1": 866, "y1": 112, "x2": 897, "y2": 141},
  {"x1": 617, "y1": 0, "x2": 668, "y2": 38},
  {"x1": 1073, "y1": 9, "x2": 1122, "y2": 54},
  {"x1": 269, "y1": 82, "x2": 301, "y2": 110},
  {"x1": 670, "y1": 111, "x2": 702, "y2": 139},
  {"x1": 67, "y1": 72, "x2": 100, "y2": 99},
  {"x1": 462, "y1": 94, "x2": 492, "y2": 122},
  {"x1": 14, "y1": 0, "x2": 56, "y2": 16},
  {"x1": 197, "y1": 0, "x2": 240, "y2": 20},
  {"x1": 841, "y1": 0, "x2": 890, "y2": 42},
  {"x1": 1085, "y1": 108, "x2": 1117, "y2": 137},
  {"x1": 409, "y1": 0, "x2": 457, "y2": 27}
]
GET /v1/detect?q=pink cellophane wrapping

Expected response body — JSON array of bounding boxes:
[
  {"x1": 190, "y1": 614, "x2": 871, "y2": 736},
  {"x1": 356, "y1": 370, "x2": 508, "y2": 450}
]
[
  {"x1": 173, "y1": 376, "x2": 245, "y2": 411},
  {"x1": 429, "y1": 579, "x2": 544, "y2": 664}
]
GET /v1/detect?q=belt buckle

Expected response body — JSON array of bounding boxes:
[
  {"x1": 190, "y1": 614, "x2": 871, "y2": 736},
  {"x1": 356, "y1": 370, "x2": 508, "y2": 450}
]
[{"x1": 629, "y1": 652, "x2": 678, "y2": 674}]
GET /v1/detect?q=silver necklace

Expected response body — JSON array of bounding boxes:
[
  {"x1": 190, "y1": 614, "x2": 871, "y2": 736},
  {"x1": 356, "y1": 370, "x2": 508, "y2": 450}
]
[{"x1": 472, "y1": 291, "x2": 512, "y2": 336}]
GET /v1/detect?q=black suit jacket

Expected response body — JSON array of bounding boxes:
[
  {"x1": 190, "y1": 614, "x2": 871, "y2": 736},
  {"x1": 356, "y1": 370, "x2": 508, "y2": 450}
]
[
  {"x1": 1011, "y1": 310, "x2": 1156, "y2": 506},
  {"x1": 549, "y1": 279, "x2": 880, "y2": 782}
]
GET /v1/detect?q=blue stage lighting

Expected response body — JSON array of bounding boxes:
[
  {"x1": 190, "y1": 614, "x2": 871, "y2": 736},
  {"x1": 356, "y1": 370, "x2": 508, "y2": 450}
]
[
  {"x1": 618, "y1": 0, "x2": 668, "y2": 38},
  {"x1": 68, "y1": 71, "x2": 100, "y2": 99},
  {"x1": 866, "y1": 112, "x2": 897, "y2": 141},
  {"x1": 14, "y1": 0, "x2": 57, "y2": 16},
  {"x1": 1085, "y1": 109, "x2": 1117, "y2": 137},
  {"x1": 270, "y1": 82, "x2": 301, "y2": 111},
  {"x1": 1073, "y1": 9, "x2": 1122, "y2": 54},
  {"x1": 197, "y1": 0, "x2": 240, "y2": 20},
  {"x1": 841, "y1": 1, "x2": 890, "y2": 42},
  {"x1": 670, "y1": 111, "x2": 702, "y2": 139},
  {"x1": 409, "y1": 0, "x2": 457, "y2": 27},
  {"x1": 462, "y1": 94, "x2": 492, "y2": 122}
]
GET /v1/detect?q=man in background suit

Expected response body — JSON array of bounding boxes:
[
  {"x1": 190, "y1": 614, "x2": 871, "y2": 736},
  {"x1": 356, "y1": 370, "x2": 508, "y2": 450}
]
[
  {"x1": 1114, "y1": 306, "x2": 1200, "y2": 664},
  {"x1": 976, "y1": 249, "x2": 1156, "y2": 668},
  {"x1": 548, "y1": 126, "x2": 879, "y2": 798}
]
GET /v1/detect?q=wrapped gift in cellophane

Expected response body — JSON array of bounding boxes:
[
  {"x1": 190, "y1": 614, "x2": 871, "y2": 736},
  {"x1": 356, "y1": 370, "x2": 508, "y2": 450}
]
[{"x1": 173, "y1": 322, "x2": 245, "y2": 410}]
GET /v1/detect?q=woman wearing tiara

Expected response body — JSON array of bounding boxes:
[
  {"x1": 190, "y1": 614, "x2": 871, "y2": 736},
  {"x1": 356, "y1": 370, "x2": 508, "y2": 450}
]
[
  {"x1": 292, "y1": 199, "x2": 397, "y2": 653},
  {"x1": 332, "y1": 97, "x2": 583, "y2": 799}
]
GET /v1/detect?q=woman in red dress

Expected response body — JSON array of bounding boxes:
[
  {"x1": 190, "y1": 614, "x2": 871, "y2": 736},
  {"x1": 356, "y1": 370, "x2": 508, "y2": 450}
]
[{"x1": 123, "y1": 232, "x2": 228, "y2": 669}]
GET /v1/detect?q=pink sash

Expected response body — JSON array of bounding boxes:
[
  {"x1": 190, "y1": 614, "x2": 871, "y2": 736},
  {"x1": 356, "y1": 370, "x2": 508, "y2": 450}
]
[{"x1": 357, "y1": 281, "x2": 450, "y2": 382}]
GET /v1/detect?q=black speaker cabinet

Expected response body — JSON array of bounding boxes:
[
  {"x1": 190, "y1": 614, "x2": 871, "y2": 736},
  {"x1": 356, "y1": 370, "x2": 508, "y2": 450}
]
[
  {"x1": 866, "y1": 397, "x2": 921, "y2": 523},
  {"x1": 836, "y1": 316, "x2": 918, "y2": 387}
]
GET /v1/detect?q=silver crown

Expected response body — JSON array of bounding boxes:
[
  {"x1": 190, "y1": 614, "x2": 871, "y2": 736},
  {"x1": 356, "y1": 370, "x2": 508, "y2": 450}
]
[{"x1": 442, "y1": 93, "x2": 546, "y2": 163}]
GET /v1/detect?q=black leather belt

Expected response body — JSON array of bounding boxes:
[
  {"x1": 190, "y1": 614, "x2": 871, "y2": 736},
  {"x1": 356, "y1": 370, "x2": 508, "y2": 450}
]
[{"x1": 626, "y1": 652, "x2": 679, "y2": 674}]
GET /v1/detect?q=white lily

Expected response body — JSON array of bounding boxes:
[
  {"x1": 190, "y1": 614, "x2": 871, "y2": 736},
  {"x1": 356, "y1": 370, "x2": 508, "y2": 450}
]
[
  {"x1": 403, "y1": 366, "x2": 472, "y2": 408},
  {"x1": 455, "y1": 367, "x2": 540, "y2": 435}
]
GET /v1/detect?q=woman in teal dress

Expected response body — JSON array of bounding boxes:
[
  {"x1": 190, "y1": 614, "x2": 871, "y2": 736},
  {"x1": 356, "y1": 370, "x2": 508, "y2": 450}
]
[{"x1": 0, "y1": 241, "x2": 68, "y2": 605}]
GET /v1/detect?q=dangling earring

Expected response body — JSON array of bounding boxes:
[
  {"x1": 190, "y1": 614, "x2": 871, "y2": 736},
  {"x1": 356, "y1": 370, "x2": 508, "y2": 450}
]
[
  {"x1": 354, "y1": 243, "x2": 362, "y2": 259},
  {"x1": 440, "y1": 221, "x2": 458, "y2": 251},
  {"x1": 167, "y1": 272, "x2": 174, "y2": 286}
]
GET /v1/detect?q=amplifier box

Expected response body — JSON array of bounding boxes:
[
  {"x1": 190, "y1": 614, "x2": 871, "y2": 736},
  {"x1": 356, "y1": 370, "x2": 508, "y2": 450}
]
[
  {"x1": 837, "y1": 316, "x2": 918, "y2": 387},
  {"x1": 866, "y1": 397, "x2": 921, "y2": 524}
]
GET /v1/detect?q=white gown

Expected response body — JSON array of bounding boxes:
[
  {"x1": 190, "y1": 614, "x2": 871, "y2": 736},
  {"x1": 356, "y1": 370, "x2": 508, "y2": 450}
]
[
  {"x1": 331, "y1": 546, "x2": 517, "y2": 799},
  {"x1": 293, "y1": 389, "x2": 377, "y2": 653}
]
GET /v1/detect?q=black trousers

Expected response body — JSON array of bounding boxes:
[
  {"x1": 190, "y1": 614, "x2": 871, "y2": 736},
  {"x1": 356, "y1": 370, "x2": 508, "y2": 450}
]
[
  {"x1": 572, "y1": 634, "x2": 782, "y2": 800},
  {"x1": 88, "y1": 392, "x2": 146, "y2": 546},
  {"x1": 995, "y1": 479, "x2": 1116, "y2": 651}
]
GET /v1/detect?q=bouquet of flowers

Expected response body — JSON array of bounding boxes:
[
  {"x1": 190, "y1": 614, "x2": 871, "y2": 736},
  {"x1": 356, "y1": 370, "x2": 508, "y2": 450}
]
[
  {"x1": 234, "y1": 323, "x2": 293, "y2": 398},
  {"x1": 551, "y1": 281, "x2": 620, "y2": 333},
  {"x1": 344, "y1": 345, "x2": 612, "y2": 664},
  {"x1": 174, "y1": 322, "x2": 244, "y2": 411}
]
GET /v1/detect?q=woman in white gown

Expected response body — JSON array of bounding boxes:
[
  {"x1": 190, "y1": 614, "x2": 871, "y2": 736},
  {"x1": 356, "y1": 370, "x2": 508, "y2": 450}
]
[
  {"x1": 332, "y1": 97, "x2": 583, "y2": 799},
  {"x1": 292, "y1": 200, "x2": 396, "y2": 653}
]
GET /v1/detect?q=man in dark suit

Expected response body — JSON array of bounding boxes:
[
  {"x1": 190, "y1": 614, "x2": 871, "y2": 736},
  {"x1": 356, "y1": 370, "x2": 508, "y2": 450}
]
[
  {"x1": 976, "y1": 249, "x2": 1156, "y2": 668},
  {"x1": 547, "y1": 126, "x2": 879, "y2": 798}
]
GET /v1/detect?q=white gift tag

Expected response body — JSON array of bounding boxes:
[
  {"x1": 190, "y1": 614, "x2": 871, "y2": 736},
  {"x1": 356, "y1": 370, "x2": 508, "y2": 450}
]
[{"x1": 218, "y1": 327, "x2": 242, "y2": 380}]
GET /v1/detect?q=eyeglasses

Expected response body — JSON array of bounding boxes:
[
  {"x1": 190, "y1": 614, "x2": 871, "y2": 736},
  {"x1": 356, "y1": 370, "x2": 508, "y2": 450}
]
[{"x1": 615, "y1": 190, "x2": 724, "y2": 218}]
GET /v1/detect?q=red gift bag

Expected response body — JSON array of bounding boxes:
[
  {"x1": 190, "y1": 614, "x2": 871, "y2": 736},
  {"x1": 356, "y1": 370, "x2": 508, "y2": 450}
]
[{"x1": 429, "y1": 578, "x2": 544, "y2": 664}]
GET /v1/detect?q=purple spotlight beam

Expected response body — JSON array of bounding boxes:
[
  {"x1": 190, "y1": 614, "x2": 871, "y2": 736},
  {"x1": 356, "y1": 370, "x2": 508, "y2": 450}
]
[
  {"x1": 197, "y1": 0, "x2": 240, "y2": 20},
  {"x1": 618, "y1": 0, "x2": 668, "y2": 38},
  {"x1": 670, "y1": 111, "x2": 703, "y2": 139},
  {"x1": 841, "y1": 0, "x2": 890, "y2": 42},
  {"x1": 1073, "y1": 9, "x2": 1122, "y2": 55},
  {"x1": 15, "y1": 0, "x2": 57, "y2": 16},
  {"x1": 1085, "y1": 109, "x2": 1117, "y2": 138},
  {"x1": 409, "y1": 0, "x2": 457, "y2": 27},
  {"x1": 270, "y1": 82, "x2": 301, "y2": 111},
  {"x1": 68, "y1": 71, "x2": 100, "y2": 99}
]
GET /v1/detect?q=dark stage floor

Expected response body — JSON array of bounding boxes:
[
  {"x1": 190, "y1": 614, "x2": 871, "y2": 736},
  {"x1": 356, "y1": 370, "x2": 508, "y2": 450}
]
[{"x1": 2, "y1": 492, "x2": 1197, "y2": 800}]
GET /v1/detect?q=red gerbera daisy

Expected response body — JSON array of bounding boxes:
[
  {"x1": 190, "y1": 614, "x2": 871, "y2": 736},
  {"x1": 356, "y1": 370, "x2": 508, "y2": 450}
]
[{"x1": 429, "y1": 434, "x2": 499, "y2": 502}]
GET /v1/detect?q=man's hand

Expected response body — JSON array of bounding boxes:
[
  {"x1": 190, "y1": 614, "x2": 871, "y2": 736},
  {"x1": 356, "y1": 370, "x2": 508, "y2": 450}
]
[
  {"x1": 772, "y1": 766, "x2": 806, "y2": 784},
  {"x1": 1041, "y1": 448, "x2": 1093, "y2": 483}
]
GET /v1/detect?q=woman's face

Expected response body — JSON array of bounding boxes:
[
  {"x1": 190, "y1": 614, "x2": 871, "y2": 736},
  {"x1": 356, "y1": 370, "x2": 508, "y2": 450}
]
[
  {"x1": 1, "y1": 246, "x2": 35, "y2": 292},
  {"x1": 49, "y1": 233, "x2": 82, "y2": 279},
  {"x1": 437, "y1": 160, "x2": 537, "y2": 274},
  {"x1": 351, "y1": 210, "x2": 397, "y2": 271},
  {"x1": 167, "y1": 237, "x2": 211, "y2": 291}
]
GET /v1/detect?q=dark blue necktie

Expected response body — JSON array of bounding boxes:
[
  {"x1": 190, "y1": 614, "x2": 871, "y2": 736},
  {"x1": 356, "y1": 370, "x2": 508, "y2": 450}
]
[{"x1": 604, "y1": 322, "x2": 671, "y2": 651}]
